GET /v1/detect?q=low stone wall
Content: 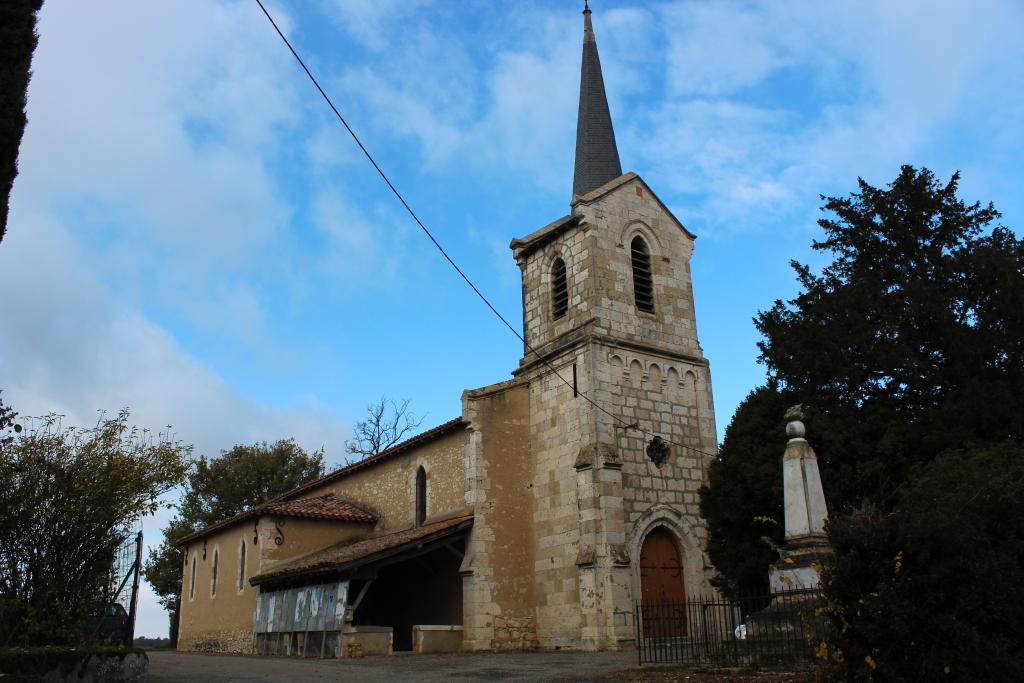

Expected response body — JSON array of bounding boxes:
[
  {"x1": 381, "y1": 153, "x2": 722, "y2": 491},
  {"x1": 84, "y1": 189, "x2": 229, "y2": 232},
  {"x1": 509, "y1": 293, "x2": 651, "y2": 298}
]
[
  {"x1": 76, "y1": 652, "x2": 149, "y2": 682},
  {"x1": 341, "y1": 626, "x2": 393, "y2": 658},
  {"x1": 0, "y1": 650, "x2": 148, "y2": 682},
  {"x1": 177, "y1": 627, "x2": 253, "y2": 654},
  {"x1": 491, "y1": 615, "x2": 539, "y2": 650},
  {"x1": 413, "y1": 625, "x2": 464, "y2": 653}
]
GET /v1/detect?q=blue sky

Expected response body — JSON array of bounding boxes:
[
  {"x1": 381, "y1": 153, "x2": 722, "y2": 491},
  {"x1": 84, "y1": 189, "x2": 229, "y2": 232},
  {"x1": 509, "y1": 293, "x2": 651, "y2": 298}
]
[{"x1": 2, "y1": 0, "x2": 1021, "y2": 637}]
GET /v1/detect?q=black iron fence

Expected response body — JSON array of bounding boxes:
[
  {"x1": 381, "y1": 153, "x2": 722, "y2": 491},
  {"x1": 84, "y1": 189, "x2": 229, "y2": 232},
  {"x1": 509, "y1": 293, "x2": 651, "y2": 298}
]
[{"x1": 635, "y1": 589, "x2": 826, "y2": 666}]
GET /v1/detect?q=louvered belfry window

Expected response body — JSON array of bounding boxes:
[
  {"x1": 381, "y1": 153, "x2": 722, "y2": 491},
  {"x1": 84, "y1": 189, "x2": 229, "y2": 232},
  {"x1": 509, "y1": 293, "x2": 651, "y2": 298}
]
[
  {"x1": 552, "y1": 257, "x2": 569, "y2": 319},
  {"x1": 631, "y1": 236, "x2": 655, "y2": 312}
]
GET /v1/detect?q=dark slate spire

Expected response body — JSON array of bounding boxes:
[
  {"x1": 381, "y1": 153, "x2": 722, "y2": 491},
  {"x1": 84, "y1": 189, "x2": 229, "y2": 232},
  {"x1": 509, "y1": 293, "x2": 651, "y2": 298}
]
[{"x1": 572, "y1": 1, "x2": 622, "y2": 199}]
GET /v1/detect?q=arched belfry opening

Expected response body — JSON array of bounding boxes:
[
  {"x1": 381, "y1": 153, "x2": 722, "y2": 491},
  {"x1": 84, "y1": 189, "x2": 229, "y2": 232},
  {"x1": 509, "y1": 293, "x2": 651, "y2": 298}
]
[
  {"x1": 639, "y1": 526, "x2": 687, "y2": 634},
  {"x1": 551, "y1": 257, "x2": 569, "y2": 319},
  {"x1": 631, "y1": 235, "x2": 654, "y2": 312},
  {"x1": 415, "y1": 466, "x2": 427, "y2": 526}
]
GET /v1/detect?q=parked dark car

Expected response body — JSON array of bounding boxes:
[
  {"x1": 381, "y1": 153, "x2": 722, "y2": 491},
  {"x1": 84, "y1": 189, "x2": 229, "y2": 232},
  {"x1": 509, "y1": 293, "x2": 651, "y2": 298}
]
[{"x1": 84, "y1": 603, "x2": 130, "y2": 645}]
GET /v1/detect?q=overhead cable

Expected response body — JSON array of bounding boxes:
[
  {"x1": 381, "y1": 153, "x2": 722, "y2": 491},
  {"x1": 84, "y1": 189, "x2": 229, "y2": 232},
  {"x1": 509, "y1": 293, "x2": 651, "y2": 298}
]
[{"x1": 253, "y1": 0, "x2": 719, "y2": 462}]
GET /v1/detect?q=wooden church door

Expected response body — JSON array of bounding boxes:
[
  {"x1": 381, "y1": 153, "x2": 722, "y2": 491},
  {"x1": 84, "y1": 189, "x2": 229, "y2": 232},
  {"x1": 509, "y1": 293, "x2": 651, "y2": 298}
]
[{"x1": 639, "y1": 527, "x2": 687, "y2": 636}]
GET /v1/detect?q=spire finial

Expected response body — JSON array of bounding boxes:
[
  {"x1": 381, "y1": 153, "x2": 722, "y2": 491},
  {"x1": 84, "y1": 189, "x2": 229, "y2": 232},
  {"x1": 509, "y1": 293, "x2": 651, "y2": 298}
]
[{"x1": 572, "y1": 0, "x2": 622, "y2": 200}]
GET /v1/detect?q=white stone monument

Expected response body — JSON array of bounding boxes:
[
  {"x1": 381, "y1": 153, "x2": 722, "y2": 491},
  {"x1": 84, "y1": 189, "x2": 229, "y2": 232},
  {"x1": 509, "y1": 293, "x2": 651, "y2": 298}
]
[{"x1": 769, "y1": 405, "x2": 831, "y2": 593}]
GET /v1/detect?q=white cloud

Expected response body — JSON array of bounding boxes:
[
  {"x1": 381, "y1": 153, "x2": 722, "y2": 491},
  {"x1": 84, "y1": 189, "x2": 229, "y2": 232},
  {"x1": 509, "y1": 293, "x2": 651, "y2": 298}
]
[
  {"x1": 1, "y1": 0, "x2": 363, "y2": 639},
  {"x1": 628, "y1": 0, "x2": 1024, "y2": 236},
  {"x1": 0, "y1": 211, "x2": 351, "y2": 638},
  {"x1": 322, "y1": 0, "x2": 431, "y2": 52},
  {"x1": 0, "y1": 202, "x2": 351, "y2": 470},
  {"x1": 661, "y1": 2, "x2": 809, "y2": 97}
]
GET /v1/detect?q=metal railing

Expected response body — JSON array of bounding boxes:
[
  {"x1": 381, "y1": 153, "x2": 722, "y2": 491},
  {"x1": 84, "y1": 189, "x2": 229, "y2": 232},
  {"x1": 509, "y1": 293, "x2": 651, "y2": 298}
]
[{"x1": 635, "y1": 589, "x2": 825, "y2": 666}]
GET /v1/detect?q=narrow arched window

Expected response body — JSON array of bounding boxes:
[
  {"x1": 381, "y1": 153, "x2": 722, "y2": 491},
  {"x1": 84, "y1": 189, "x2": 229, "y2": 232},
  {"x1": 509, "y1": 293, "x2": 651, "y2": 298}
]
[
  {"x1": 631, "y1": 236, "x2": 654, "y2": 312},
  {"x1": 415, "y1": 466, "x2": 427, "y2": 526},
  {"x1": 551, "y1": 257, "x2": 569, "y2": 319},
  {"x1": 189, "y1": 556, "x2": 196, "y2": 599},
  {"x1": 210, "y1": 549, "x2": 218, "y2": 597},
  {"x1": 238, "y1": 540, "x2": 246, "y2": 591}
]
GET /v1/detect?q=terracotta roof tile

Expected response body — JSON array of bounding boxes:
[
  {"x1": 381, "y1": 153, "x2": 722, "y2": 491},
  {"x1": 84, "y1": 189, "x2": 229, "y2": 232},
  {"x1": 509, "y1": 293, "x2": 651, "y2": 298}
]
[
  {"x1": 175, "y1": 494, "x2": 377, "y2": 546},
  {"x1": 250, "y1": 513, "x2": 474, "y2": 585},
  {"x1": 262, "y1": 494, "x2": 377, "y2": 524}
]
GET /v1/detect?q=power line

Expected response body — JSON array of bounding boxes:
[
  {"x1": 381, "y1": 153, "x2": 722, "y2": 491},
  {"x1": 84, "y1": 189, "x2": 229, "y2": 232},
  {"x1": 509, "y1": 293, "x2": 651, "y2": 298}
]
[{"x1": 253, "y1": 0, "x2": 719, "y2": 462}]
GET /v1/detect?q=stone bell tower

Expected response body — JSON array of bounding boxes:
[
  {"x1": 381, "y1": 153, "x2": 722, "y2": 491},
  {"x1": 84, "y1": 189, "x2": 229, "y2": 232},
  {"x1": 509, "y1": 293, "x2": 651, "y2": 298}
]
[{"x1": 506, "y1": 2, "x2": 719, "y2": 650}]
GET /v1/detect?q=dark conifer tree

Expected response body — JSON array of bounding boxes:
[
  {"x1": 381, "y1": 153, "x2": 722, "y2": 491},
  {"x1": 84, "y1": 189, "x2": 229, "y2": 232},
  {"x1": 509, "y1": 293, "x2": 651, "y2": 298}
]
[
  {"x1": 0, "y1": 0, "x2": 44, "y2": 243},
  {"x1": 701, "y1": 166, "x2": 1023, "y2": 597},
  {"x1": 756, "y1": 165, "x2": 1022, "y2": 508}
]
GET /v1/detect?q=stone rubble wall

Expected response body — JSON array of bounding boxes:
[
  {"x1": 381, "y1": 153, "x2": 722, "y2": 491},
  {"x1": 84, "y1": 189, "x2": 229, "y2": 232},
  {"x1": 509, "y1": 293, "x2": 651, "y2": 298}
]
[{"x1": 177, "y1": 627, "x2": 254, "y2": 654}]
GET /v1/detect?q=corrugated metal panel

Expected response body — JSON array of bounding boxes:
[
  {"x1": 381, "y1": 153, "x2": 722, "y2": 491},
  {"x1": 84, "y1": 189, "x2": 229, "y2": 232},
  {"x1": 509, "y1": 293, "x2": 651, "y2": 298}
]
[{"x1": 255, "y1": 581, "x2": 349, "y2": 634}]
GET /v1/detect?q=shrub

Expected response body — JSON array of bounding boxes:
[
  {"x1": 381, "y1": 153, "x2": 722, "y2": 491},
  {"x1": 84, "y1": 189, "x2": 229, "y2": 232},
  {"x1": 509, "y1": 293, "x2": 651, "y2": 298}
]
[{"x1": 819, "y1": 444, "x2": 1024, "y2": 682}]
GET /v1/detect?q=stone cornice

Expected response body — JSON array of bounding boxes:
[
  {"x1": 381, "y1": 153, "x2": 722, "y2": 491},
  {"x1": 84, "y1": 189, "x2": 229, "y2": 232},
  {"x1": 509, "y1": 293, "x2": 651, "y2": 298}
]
[{"x1": 513, "y1": 326, "x2": 709, "y2": 378}]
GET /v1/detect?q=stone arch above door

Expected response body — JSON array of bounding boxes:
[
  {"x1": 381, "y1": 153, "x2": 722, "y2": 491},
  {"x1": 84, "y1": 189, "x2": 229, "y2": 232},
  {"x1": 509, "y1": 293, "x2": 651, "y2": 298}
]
[
  {"x1": 628, "y1": 505, "x2": 707, "y2": 607},
  {"x1": 639, "y1": 527, "x2": 685, "y2": 604}
]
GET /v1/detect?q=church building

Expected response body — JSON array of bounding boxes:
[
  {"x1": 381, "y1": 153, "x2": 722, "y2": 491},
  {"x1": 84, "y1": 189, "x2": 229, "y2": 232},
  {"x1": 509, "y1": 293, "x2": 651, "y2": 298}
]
[{"x1": 176, "y1": 4, "x2": 718, "y2": 656}]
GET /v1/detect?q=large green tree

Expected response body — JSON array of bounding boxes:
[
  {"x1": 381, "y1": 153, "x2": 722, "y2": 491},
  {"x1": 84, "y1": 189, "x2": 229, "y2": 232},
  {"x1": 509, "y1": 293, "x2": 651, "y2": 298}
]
[
  {"x1": 700, "y1": 166, "x2": 1024, "y2": 597},
  {"x1": 0, "y1": 0, "x2": 43, "y2": 243},
  {"x1": 756, "y1": 165, "x2": 1022, "y2": 507},
  {"x1": 144, "y1": 440, "x2": 324, "y2": 644},
  {"x1": 0, "y1": 409, "x2": 190, "y2": 646},
  {"x1": 699, "y1": 385, "x2": 791, "y2": 597}
]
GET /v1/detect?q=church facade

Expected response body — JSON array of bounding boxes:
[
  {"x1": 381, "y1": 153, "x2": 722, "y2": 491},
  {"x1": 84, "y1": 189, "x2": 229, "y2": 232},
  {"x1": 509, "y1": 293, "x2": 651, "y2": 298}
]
[{"x1": 176, "y1": 5, "x2": 718, "y2": 656}]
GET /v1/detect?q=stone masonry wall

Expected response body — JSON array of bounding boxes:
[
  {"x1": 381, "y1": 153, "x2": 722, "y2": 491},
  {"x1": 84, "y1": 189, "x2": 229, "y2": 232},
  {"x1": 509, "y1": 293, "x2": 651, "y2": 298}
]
[
  {"x1": 575, "y1": 177, "x2": 701, "y2": 360},
  {"x1": 526, "y1": 353, "x2": 590, "y2": 649},
  {"x1": 461, "y1": 379, "x2": 536, "y2": 651},
  {"x1": 313, "y1": 430, "x2": 469, "y2": 532},
  {"x1": 178, "y1": 523, "x2": 259, "y2": 653},
  {"x1": 511, "y1": 174, "x2": 718, "y2": 650},
  {"x1": 520, "y1": 221, "x2": 593, "y2": 356},
  {"x1": 579, "y1": 178, "x2": 718, "y2": 603},
  {"x1": 594, "y1": 348, "x2": 716, "y2": 600}
]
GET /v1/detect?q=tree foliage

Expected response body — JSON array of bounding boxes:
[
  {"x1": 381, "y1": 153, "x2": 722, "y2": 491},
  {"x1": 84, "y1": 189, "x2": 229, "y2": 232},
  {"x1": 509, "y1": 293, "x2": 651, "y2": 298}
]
[
  {"x1": 344, "y1": 396, "x2": 423, "y2": 459},
  {"x1": 0, "y1": 0, "x2": 43, "y2": 243},
  {"x1": 699, "y1": 385, "x2": 790, "y2": 597},
  {"x1": 0, "y1": 393, "x2": 18, "y2": 447},
  {"x1": 143, "y1": 440, "x2": 324, "y2": 640},
  {"x1": 756, "y1": 165, "x2": 1023, "y2": 508},
  {"x1": 820, "y1": 444, "x2": 1024, "y2": 682},
  {"x1": 700, "y1": 166, "x2": 1023, "y2": 599},
  {"x1": 0, "y1": 409, "x2": 189, "y2": 646}
]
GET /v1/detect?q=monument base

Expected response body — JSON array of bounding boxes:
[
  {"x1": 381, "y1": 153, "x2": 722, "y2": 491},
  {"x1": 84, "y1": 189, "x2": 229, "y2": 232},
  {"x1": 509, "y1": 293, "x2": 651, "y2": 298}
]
[
  {"x1": 770, "y1": 534, "x2": 831, "y2": 593},
  {"x1": 769, "y1": 565, "x2": 821, "y2": 593}
]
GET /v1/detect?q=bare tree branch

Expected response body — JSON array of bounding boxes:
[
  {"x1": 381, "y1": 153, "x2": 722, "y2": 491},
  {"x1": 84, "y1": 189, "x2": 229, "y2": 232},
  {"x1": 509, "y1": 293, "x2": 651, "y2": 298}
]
[{"x1": 344, "y1": 397, "x2": 424, "y2": 459}]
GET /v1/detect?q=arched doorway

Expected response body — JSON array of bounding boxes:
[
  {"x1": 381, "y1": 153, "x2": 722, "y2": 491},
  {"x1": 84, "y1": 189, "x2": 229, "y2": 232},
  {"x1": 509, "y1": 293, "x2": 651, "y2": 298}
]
[{"x1": 639, "y1": 526, "x2": 687, "y2": 636}]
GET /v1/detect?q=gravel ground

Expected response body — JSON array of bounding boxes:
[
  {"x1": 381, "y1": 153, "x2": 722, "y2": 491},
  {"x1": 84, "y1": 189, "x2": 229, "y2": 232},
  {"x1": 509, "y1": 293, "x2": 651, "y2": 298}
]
[
  {"x1": 146, "y1": 650, "x2": 816, "y2": 682},
  {"x1": 146, "y1": 649, "x2": 637, "y2": 682}
]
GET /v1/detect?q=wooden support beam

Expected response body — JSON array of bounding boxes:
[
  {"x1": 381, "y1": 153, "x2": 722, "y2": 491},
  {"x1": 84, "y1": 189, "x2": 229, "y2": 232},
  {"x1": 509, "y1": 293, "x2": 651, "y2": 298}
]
[
  {"x1": 443, "y1": 542, "x2": 465, "y2": 559},
  {"x1": 350, "y1": 579, "x2": 373, "y2": 614}
]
